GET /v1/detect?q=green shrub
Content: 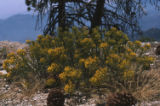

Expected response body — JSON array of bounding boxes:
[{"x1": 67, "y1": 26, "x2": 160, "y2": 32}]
[{"x1": 3, "y1": 27, "x2": 154, "y2": 94}]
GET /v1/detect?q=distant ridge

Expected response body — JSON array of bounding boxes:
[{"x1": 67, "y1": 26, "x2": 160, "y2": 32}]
[
  {"x1": 142, "y1": 28, "x2": 160, "y2": 41},
  {"x1": 0, "y1": 14, "x2": 43, "y2": 42},
  {"x1": 0, "y1": 13, "x2": 160, "y2": 42}
]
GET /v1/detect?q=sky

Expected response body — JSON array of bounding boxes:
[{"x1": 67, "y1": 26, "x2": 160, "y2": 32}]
[
  {"x1": 0, "y1": 0, "x2": 160, "y2": 30},
  {"x1": 0, "y1": 0, "x2": 29, "y2": 19},
  {"x1": 0, "y1": 0, "x2": 158, "y2": 19}
]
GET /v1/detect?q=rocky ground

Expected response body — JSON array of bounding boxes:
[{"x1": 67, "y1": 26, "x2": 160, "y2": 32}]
[{"x1": 0, "y1": 41, "x2": 160, "y2": 106}]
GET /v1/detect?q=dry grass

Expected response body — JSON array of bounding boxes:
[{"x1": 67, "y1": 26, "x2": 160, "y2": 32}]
[
  {"x1": 132, "y1": 69, "x2": 160, "y2": 101},
  {"x1": 110, "y1": 67, "x2": 160, "y2": 102},
  {"x1": 104, "y1": 66, "x2": 160, "y2": 103},
  {"x1": 0, "y1": 77, "x2": 46, "y2": 102}
]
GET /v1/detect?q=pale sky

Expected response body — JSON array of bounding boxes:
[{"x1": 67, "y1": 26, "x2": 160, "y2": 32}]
[
  {"x1": 0, "y1": 0, "x2": 158, "y2": 20},
  {"x1": 0, "y1": 0, "x2": 29, "y2": 19}
]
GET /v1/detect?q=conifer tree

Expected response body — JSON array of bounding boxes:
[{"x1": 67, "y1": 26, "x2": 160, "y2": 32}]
[{"x1": 25, "y1": 0, "x2": 160, "y2": 35}]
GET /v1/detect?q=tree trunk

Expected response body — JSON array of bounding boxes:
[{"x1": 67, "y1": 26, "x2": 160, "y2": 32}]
[
  {"x1": 91, "y1": 0, "x2": 105, "y2": 29},
  {"x1": 58, "y1": 0, "x2": 66, "y2": 30}
]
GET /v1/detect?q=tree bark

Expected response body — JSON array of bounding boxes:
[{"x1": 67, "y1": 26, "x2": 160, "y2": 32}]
[
  {"x1": 58, "y1": 0, "x2": 66, "y2": 30},
  {"x1": 91, "y1": 0, "x2": 105, "y2": 29}
]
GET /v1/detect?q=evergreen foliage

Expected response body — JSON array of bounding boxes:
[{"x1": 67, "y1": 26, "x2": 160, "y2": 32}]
[{"x1": 25, "y1": 0, "x2": 160, "y2": 35}]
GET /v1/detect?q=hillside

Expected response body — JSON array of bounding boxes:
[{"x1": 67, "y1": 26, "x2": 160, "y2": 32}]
[
  {"x1": 140, "y1": 28, "x2": 160, "y2": 41},
  {"x1": 0, "y1": 13, "x2": 160, "y2": 42},
  {"x1": 0, "y1": 14, "x2": 43, "y2": 42}
]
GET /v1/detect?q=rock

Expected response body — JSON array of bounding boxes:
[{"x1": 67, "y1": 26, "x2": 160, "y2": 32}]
[{"x1": 0, "y1": 70, "x2": 7, "y2": 75}]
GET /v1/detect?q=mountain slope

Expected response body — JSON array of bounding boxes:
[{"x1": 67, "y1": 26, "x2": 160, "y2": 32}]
[
  {"x1": 142, "y1": 28, "x2": 160, "y2": 41},
  {"x1": 0, "y1": 14, "x2": 43, "y2": 42}
]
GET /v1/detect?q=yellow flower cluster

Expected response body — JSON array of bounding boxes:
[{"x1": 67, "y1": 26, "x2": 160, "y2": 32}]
[
  {"x1": 80, "y1": 38, "x2": 92, "y2": 44},
  {"x1": 126, "y1": 48, "x2": 132, "y2": 53},
  {"x1": 134, "y1": 40, "x2": 142, "y2": 47},
  {"x1": 106, "y1": 54, "x2": 120, "y2": 64},
  {"x1": 118, "y1": 59, "x2": 130, "y2": 70},
  {"x1": 59, "y1": 66, "x2": 82, "y2": 82},
  {"x1": 128, "y1": 41, "x2": 133, "y2": 47},
  {"x1": 40, "y1": 57, "x2": 46, "y2": 63},
  {"x1": 90, "y1": 68, "x2": 108, "y2": 85},
  {"x1": 74, "y1": 50, "x2": 80, "y2": 59},
  {"x1": 48, "y1": 47, "x2": 65, "y2": 57},
  {"x1": 144, "y1": 43, "x2": 151, "y2": 49},
  {"x1": 17, "y1": 49, "x2": 26, "y2": 56},
  {"x1": 80, "y1": 38, "x2": 96, "y2": 48},
  {"x1": 99, "y1": 42, "x2": 108, "y2": 48},
  {"x1": 47, "y1": 63, "x2": 59, "y2": 73},
  {"x1": 7, "y1": 52, "x2": 15, "y2": 58},
  {"x1": 64, "y1": 80, "x2": 75, "y2": 93},
  {"x1": 144, "y1": 56, "x2": 155, "y2": 63},
  {"x1": 129, "y1": 52, "x2": 136, "y2": 57},
  {"x1": 3, "y1": 57, "x2": 16, "y2": 71},
  {"x1": 26, "y1": 40, "x2": 31, "y2": 44},
  {"x1": 6, "y1": 73, "x2": 11, "y2": 77},
  {"x1": 2, "y1": 27, "x2": 155, "y2": 95},
  {"x1": 37, "y1": 35, "x2": 43, "y2": 41},
  {"x1": 84, "y1": 56, "x2": 99, "y2": 69}
]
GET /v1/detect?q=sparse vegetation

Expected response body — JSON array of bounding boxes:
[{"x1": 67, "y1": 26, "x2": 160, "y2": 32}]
[
  {"x1": 106, "y1": 91, "x2": 137, "y2": 106},
  {"x1": 0, "y1": 47, "x2": 7, "y2": 59},
  {"x1": 2, "y1": 27, "x2": 160, "y2": 105}
]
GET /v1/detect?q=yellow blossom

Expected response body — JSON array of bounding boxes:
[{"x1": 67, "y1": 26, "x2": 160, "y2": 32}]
[
  {"x1": 80, "y1": 38, "x2": 96, "y2": 48},
  {"x1": 48, "y1": 49, "x2": 54, "y2": 55},
  {"x1": 2, "y1": 62, "x2": 7, "y2": 70},
  {"x1": 47, "y1": 63, "x2": 59, "y2": 73},
  {"x1": 59, "y1": 66, "x2": 82, "y2": 82},
  {"x1": 90, "y1": 68, "x2": 108, "y2": 85},
  {"x1": 64, "y1": 66, "x2": 72, "y2": 72},
  {"x1": 7, "y1": 52, "x2": 15, "y2": 57},
  {"x1": 59, "y1": 72, "x2": 66, "y2": 82},
  {"x1": 6, "y1": 73, "x2": 11, "y2": 77},
  {"x1": 134, "y1": 40, "x2": 142, "y2": 46},
  {"x1": 40, "y1": 57, "x2": 46, "y2": 63},
  {"x1": 126, "y1": 48, "x2": 132, "y2": 53},
  {"x1": 84, "y1": 56, "x2": 99, "y2": 68},
  {"x1": 128, "y1": 41, "x2": 133, "y2": 46},
  {"x1": 129, "y1": 52, "x2": 136, "y2": 57},
  {"x1": 100, "y1": 42, "x2": 108, "y2": 48},
  {"x1": 37, "y1": 35, "x2": 43, "y2": 40},
  {"x1": 26, "y1": 40, "x2": 31, "y2": 44},
  {"x1": 64, "y1": 81, "x2": 75, "y2": 93},
  {"x1": 48, "y1": 47, "x2": 65, "y2": 57},
  {"x1": 17, "y1": 49, "x2": 26, "y2": 56},
  {"x1": 144, "y1": 43, "x2": 151, "y2": 49},
  {"x1": 79, "y1": 58, "x2": 85, "y2": 64}
]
